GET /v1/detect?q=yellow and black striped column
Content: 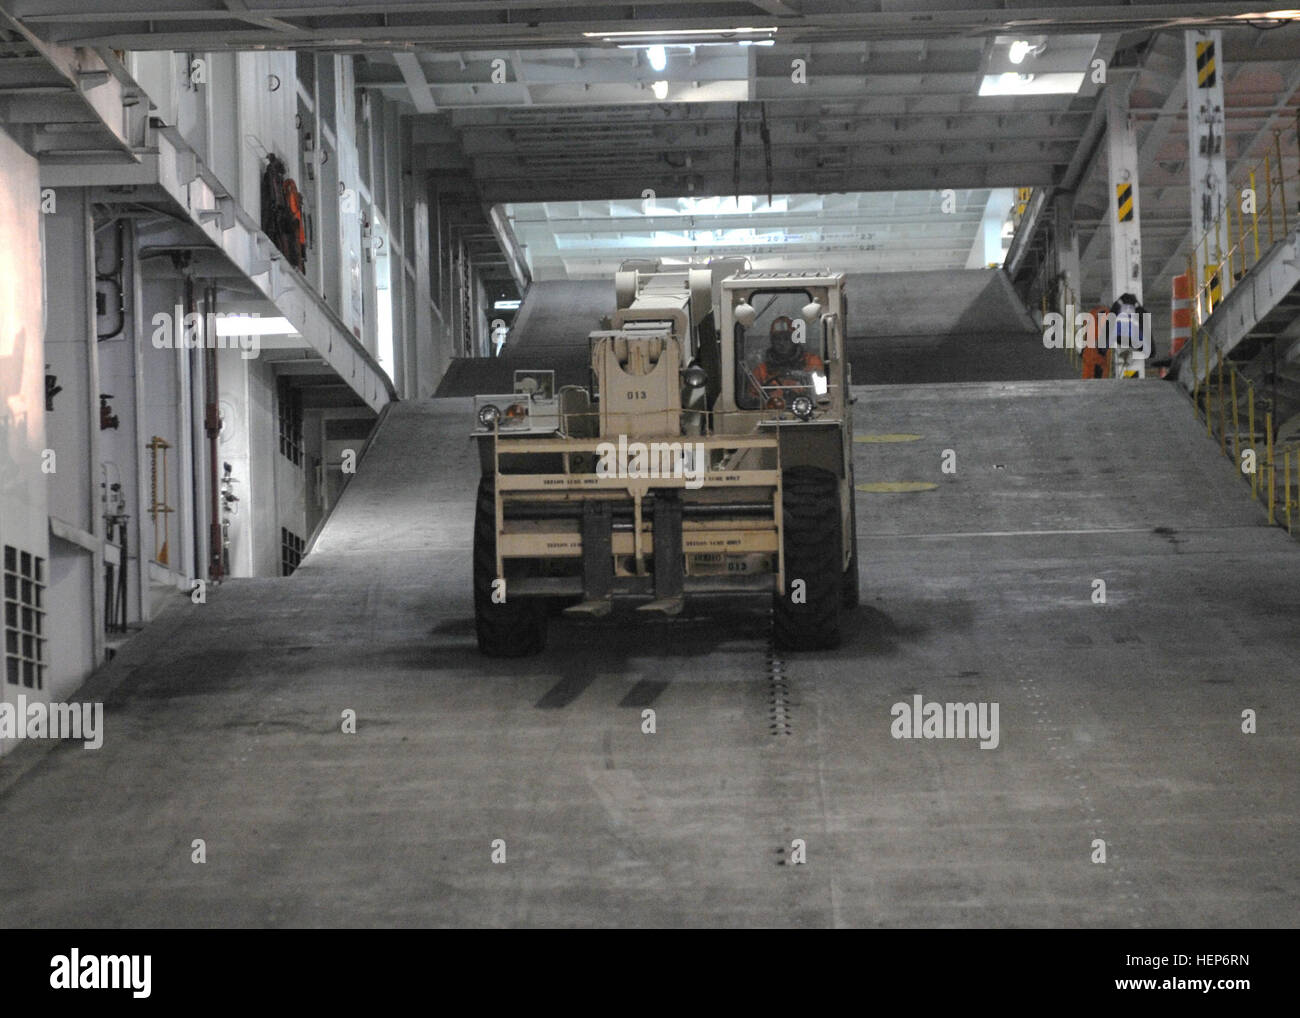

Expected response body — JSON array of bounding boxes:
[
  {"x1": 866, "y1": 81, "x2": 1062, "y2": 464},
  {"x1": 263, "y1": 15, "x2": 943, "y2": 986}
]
[
  {"x1": 1185, "y1": 30, "x2": 1229, "y2": 318},
  {"x1": 1105, "y1": 85, "x2": 1143, "y2": 326},
  {"x1": 1115, "y1": 182, "x2": 1134, "y2": 223},
  {"x1": 1195, "y1": 39, "x2": 1216, "y2": 88}
]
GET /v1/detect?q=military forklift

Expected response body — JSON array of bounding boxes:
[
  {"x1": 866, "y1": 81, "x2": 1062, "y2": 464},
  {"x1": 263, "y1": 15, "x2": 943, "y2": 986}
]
[{"x1": 470, "y1": 262, "x2": 857, "y2": 656}]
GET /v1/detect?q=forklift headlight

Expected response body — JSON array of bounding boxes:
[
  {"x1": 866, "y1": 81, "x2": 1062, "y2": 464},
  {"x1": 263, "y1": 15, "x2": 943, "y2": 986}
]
[
  {"x1": 790, "y1": 395, "x2": 815, "y2": 420},
  {"x1": 681, "y1": 364, "x2": 708, "y2": 390},
  {"x1": 477, "y1": 404, "x2": 501, "y2": 428}
]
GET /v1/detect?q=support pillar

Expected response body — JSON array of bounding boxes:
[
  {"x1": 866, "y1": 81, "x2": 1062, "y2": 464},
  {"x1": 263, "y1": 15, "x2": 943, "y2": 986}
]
[
  {"x1": 1106, "y1": 81, "x2": 1145, "y2": 376},
  {"x1": 1185, "y1": 29, "x2": 1229, "y2": 312}
]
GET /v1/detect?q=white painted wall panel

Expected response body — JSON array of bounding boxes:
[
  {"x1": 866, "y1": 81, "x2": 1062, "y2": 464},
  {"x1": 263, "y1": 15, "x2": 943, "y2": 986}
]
[
  {"x1": 41, "y1": 188, "x2": 102, "y2": 701},
  {"x1": 0, "y1": 133, "x2": 48, "y2": 754}
]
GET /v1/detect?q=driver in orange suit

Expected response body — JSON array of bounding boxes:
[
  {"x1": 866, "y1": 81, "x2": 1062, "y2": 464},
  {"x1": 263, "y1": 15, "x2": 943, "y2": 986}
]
[{"x1": 750, "y1": 316, "x2": 824, "y2": 408}]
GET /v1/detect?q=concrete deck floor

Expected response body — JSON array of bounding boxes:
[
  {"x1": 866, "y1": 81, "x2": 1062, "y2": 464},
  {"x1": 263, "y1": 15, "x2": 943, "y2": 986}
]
[{"x1": 2, "y1": 379, "x2": 1297, "y2": 927}]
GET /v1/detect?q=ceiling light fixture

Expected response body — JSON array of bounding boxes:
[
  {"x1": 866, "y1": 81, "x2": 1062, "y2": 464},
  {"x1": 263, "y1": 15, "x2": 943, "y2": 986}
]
[
  {"x1": 978, "y1": 71, "x2": 1084, "y2": 96},
  {"x1": 588, "y1": 26, "x2": 777, "y2": 41},
  {"x1": 647, "y1": 44, "x2": 667, "y2": 71},
  {"x1": 1008, "y1": 38, "x2": 1047, "y2": 64}
]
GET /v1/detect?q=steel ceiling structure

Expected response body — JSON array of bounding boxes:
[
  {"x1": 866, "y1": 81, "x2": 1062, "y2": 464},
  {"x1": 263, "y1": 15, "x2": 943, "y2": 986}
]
[
  {"x1": 3, "y1": 1, "x2": 1298, "y2": 305},
  {"x1": 6, "y1": 1, "x2": 1298, "y2": 51},
  {"x1": 382, "y1": 34, "x2": 1114, "y2": 202}
]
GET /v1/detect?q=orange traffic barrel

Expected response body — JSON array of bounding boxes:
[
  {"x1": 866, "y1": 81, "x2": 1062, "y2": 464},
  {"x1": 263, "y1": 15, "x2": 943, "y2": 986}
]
[{"x1": 1171, "y1": 272, "x2": 1192, "y2": 358}]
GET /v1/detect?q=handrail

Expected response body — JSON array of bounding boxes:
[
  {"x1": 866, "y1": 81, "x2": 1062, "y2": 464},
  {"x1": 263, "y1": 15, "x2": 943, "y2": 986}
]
[
  {"x1": 1186, "y1": 321, "x2": 1298, "y2": 537},
  {"x1": 1190, "y1": 126, "x2": 1299, "y2": 324}
]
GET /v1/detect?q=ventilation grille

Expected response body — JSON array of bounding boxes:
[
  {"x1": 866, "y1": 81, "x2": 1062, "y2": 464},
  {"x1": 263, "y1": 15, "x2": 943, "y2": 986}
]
[
  {"x1": 4, "y1": 545, "x2": 46, "y2": 690},
  {"x1": 280, "y1": 528, "x2": 304, "y2": 577},
  {"x1": 277, "y1": 375, "x2": 304, "y2": 466}
]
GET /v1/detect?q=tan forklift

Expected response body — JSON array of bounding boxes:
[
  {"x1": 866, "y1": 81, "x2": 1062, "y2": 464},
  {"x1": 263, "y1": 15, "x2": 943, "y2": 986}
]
[{"x1": 469, "y1": 262, "x2": 857, "y2": 656}]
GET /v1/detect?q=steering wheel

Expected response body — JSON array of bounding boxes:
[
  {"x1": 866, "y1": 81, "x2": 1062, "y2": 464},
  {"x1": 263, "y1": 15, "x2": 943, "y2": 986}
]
[{"x1": 762, "y1": 374, "x2": 810, "y2": 409}]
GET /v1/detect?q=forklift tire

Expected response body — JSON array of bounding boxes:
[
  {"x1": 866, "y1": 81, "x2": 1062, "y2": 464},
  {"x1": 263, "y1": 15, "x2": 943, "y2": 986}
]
[
  {"x1": 474, "y1": 474, "x2": 547, "y2": 657},
  {"x1": 774, "y1": 466, "x2": 843, "y2": 651},
  {"x1": 842, "y1": 474, "x2": 860, "y2": 609}
]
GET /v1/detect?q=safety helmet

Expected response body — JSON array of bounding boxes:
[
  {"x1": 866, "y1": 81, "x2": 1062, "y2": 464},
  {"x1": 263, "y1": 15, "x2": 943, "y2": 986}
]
[{"x1": 770, "y1": 315, "x2": 795, "y2": 339}]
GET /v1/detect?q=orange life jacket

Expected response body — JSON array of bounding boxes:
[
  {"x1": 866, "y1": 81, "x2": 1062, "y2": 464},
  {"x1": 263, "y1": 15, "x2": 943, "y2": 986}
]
[
  {"x1": 1081, "y1": 306, "x2": 1111, "y2": 379},
  {"x1": 752, "y1": 353, "x2": 825, "y2": 407},
  {"x1": 283, "y1": 179, "x2": 306, "y2": 248}
]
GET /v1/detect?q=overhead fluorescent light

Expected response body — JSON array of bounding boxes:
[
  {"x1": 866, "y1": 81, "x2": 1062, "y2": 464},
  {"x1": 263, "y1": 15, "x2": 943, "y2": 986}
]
[
  {"x1": 617, "y1": 40, "x2": 773, "y2": 50},
  {"x1": 647, "y1": 44, "x2": 667, "y2": 71},
  {"x1": 978, "y1": 71, "x2": 1085, "y2": 96},
  {"x1": 587, "y1": 26, "x2": 777, "y2": 41},
  {"x1": 214, "y1": 315, "x2": 299, "y2": 336},
  {"x1": 493, "y1": 299, "x2": 521, "y2": 310}
]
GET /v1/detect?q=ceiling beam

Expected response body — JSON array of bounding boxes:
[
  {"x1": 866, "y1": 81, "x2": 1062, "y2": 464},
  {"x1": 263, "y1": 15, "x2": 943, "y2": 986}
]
[
  {"x1": 394, "y1": 52, "x2": 437, "y2": 113},
  {"x1": 749, "y1": 0, "x2": 802, "y2": 16},
  {"x1": 219, "y1": 0, "x2": 296, "y2": 33},
  {"x1": 507, "y1": 211, "x2": 987, "y2": 234},
  {"x1": 478, "y1": 162, "x2": 1059, "y2": 202},
  {"x1": 30, "y1": 3, "x2": 1300, "y2": 52},
  {"x1": 510, "y1": 50, "x2": 533, "y2": 106}
]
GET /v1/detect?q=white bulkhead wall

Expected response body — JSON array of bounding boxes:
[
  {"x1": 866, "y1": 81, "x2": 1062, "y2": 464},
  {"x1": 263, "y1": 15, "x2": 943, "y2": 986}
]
[
  {"x1": 41, "y1": 188, "x2": 102, "y2": 703},
  {"x1": 1, "y1": 40, "x2": 479, "y2": 730},
  {"x1": 129, "y1": 49, "x2": 301, "y2": 224},
  {"x1": 0, "y1": 133, "x2": 50, "y2": 753}
]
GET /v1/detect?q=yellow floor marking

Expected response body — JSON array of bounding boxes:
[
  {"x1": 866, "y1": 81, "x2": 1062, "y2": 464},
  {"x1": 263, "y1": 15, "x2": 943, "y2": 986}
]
[
  {"x1": 854, "y1": 433, "x2": 923, "y2": 443},
  {"x1": 856, "y1": 481, "x2": 938, "y2": 493}
]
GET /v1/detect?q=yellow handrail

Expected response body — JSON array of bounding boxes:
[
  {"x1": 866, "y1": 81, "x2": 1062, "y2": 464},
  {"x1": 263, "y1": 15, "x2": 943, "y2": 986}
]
[
  {"x1": 1249, "y1": 379, "x2": 1257, "y2": 500},
  {"x1": 1230, "y1": 368, "x2": 1239, "y2": 465},
  {"x1": 1267, "y1": 411, "x2": 1275, "y2": 525},
  {"x1": 1189, "y1": 140, "x2": 1299, "y2": 324},
  {"x1": 1182, "y1": 327, "x2": 1299, "y2": 540},
  {"x1": 1217, "y1": 352, "x2": 1226, "y2": 455}
]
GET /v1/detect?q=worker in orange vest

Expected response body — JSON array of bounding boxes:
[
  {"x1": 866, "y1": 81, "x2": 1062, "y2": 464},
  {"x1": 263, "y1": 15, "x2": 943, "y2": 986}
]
[
  {"x1": 1081, "y1": 305, "x2": 1111, "y2": 379},
  {"x1": 750, "y1": 316, "x2": 825, "y2": 408}
]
